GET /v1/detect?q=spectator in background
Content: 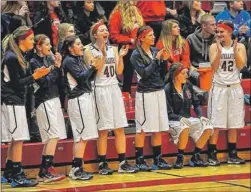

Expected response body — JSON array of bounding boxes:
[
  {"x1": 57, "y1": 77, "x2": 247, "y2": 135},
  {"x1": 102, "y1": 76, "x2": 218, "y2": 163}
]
[
  {"x1": 178, "y1": 1, "x2": 205, "y2": 38},
  {"x1": 56, "y1": 23, "x2": 75, "y2": 53},
  {"x1": 156, "y1": 19, "x2": 190, "y2": 79},
  {"x1": 74, "y1": 1, "x2": 107, "y2": 46},
  {"x1": 99, "y1": 1, "x2": 117, "y2": 20},
  {"x1": 186, "y1": 14, "x2": 216, "y2": 87},
  {"x1": 33, "y1": 0, "x2": 68, "y2": 51},
  {"x1": 56, "y1": 23, "x2": 76, "y2": 110},
  {"x1": 137, "y1": 1, "x2": 166, "y2": 42},
  {"x1": 165, "y1": 1, "x2": 179, "y2": 20},
  {"x1": 216, "y1": 1, "x2": 250, "y2": 39},
  {"x1": 109, "y1": 1, "x2": 144, "y2": 94},
  {"x1": 1, "y1": 1, "x2": 32, "y2": 39}
]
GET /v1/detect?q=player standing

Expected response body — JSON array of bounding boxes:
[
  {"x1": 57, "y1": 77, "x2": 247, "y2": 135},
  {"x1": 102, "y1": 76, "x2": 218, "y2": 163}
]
[{"x1": 207, "y1": 21, "x2": 246, "y2": 165}]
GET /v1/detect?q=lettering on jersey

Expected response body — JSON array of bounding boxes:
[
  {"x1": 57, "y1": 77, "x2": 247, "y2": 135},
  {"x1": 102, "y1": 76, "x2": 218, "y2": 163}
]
[
  {"x1": 221, "y1": 53, "x2": 235, "y2": 72},
  {"x1": 221, "y1": 53, "x2": 234, "y2": 60},
  {"x1": 105, "y1": 57, "x2": 116, "y2": 65}
]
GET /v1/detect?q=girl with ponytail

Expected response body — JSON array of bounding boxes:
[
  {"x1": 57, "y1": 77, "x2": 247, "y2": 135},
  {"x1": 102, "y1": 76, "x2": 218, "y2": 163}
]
[
  {"x1": 1, "y1": 26, "x2": 49, "y2": 188},
  {"x1": 84, "y1": 22, "x2": 138, "y2": 175},
  {"x1": 30, "y1": 34, "x2": 66, "y2": 183},
  {"x1": 130, "y1": 25, "x2": 171, "y2": 171}
]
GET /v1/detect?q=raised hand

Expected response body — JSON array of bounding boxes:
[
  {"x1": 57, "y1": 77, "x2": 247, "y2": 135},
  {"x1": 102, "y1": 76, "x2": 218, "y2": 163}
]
[
  {"x1": 155, "y1": 49, "x2": 166, "y2": 60},
  {"x1": 54, "y1": 52, "x2": 62, "y2": 68},
  {"x1": 119, "y1": 45, "x2": 129, "y2": 57},
  {"x1": 91, "y1": 56, "x2": 103, "y2": 71},
  {"x1": 18, "y1": 5, "x2": 29, "y2": 16},
  {"x1": 216, "y1": 37, "x2": 222, "y2": 53},
  {"x1": 33, "y1": 67, "x2": 50, "y2": 80},
  {"x1": 100, "y1": 43, "x2": 107, "y2": 57},
  {"x1": 233, "y1": 38, "x2": 238, "y2": 53}
]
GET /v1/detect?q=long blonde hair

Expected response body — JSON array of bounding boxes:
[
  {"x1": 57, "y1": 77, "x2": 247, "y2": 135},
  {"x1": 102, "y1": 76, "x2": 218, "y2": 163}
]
[
  {"x1": 160, "y1": 19, "x2": 185, "y2": 56},
  {"x1": 1, "y1": 1, "x2": 21, "y2": 14},
  {"x1": 109, "y1": 1, "x2": 144, "y2": 33},
  {"x1": 56, "y1": 23, "x2": 74, "y2": 51},
  {"x1": 6, "y1": 26, "x2": 33, "y2": 70}
]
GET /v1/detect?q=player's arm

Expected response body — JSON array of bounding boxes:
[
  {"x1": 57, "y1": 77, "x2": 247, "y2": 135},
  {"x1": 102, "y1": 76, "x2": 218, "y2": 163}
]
[
  {"x1": 209, "y1": 43, "x2": 222, "y2": 72},
  {"x1": 234, "y1": 43, "x2": 247, "y2": 70},
  {"x1": 83, "y1": 48, "x2": 105, "y2": 74}
]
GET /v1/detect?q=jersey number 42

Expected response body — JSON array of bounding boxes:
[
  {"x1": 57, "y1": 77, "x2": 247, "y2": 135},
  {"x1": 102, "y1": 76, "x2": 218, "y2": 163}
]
[{"x1": 221, "y1": 60, "x2": 234, "y2": 72}]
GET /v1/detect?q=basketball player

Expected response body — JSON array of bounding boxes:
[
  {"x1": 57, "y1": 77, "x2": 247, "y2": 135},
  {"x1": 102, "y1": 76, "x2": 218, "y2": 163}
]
[
  {"x1": 30, "y1": 34, "x2": 66, "y2": 182},
  {"x1": 1, "y1": 26, "x2": 49, "y2": 187},
  {"x1": 130, "y1": 26, "x2": 172, "y2": 171},
  {"x1": 63, "y1": 35, "x2": 100, "y2": 180},
  {"x1": 84, "y1": 22, "x2": 138, "y2": 175},
  {"x1": 207, "y1": 21, "x2": 246, "y2": 165}
]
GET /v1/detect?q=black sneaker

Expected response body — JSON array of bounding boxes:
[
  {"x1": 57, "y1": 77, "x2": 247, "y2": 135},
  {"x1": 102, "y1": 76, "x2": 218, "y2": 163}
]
[
  {"x1": 118, "y1": 160, "x2": 138, "y2": 173},
  {"x1": 207, "y1": 150, "x2": 220, "y2": 166},
  {"x1": 227, "y1": 152, "x2": 245, "y2": 164},
  {"x1": 37, "y1": 167, "x2": 64, "y2": 183},
  {"x1": 189, "y1": 153, "x2": 208, "y2": 167},
  {"x1": 135, "y1": 156, "x2": 152, "y2": 172},
  {"x1": 152, "y1": 155, "x2": 172, "y2": 170},
  {"x1": 69, "y1": 167, "x2": 93, "y2": 180},
  {"x1": 99, "y1": 162, "x2": 113, "y2": 175},
  {"x1": 11, "y1": 172, "x2": 38, "y2": 188},
  {"x1": 1, "y1": 169, "x2": 12, "y2": 183},
  {"x1": 173, "y1": 154, "x2": 184, "y2": 169}
]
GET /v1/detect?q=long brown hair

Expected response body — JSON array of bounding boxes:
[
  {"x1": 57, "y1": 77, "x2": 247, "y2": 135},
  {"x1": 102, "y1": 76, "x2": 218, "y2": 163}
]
[{"x1": 7, "y1": 26, "x2": 33, "y2": 69}]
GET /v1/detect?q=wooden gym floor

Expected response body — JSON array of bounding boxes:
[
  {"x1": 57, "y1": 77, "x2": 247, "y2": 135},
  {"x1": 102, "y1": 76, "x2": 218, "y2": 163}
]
[{"x1": 1, "y1": 161, "x2": 250, "y2": 192}]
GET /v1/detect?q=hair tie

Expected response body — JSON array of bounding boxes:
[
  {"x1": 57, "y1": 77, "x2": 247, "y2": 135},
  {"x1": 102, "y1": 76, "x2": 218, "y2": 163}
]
[
  {"x1": 174, "y1": 66, "x2": 187, "y2": 77},
  {"x1": 138, "y1": 27, "x2": 153, "y2": 41},
  {"x1": 36, "y1": 35, "x2": 44, "y2": 46},
  {"x1": 19, "y1": 29, "x2": 34, "y2": 40},
  {"x1": 92, "y1": 22, "x2": 104, "y2": 35},
  {"x1": 217, "y1": 23, "x2": 233, "y2": 33}
]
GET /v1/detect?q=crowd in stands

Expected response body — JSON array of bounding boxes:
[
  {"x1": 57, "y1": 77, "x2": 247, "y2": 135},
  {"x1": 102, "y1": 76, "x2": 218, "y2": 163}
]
[{"x1": 1, "y1": 0, "x2": 250, "y2": 187}]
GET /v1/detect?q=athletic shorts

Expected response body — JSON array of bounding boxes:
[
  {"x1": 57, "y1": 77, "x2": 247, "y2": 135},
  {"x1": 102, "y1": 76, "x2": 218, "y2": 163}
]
[
  {"x1": 36, "y1": 97, "x2": 67, "y2": 143},
  {"x1": 208, "y1": 83, "x2": 245, "y2": 129},
  {"x1": 94, "y1": 84, "x2": 128, "y2": 130},
  {"x1": 1, "y1": 104, "x2": 30, "y2": 142},
  {"x1": 68, "y1": 93, "x2": 98, "y2": 142},
  {"x1": 135, "y1": 89, "x2": 169, "y2": 133},
  {"x1": 169, "y1": 117, "x2": 213, "y2": 144}
]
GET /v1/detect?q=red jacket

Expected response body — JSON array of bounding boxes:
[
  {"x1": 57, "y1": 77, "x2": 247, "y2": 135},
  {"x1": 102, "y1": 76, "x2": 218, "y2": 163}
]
[
  {"x1": 156, "y1": 39, "x2": 190, "y2": 68},
  {"x1": 109, "y1": 10, "x2": 139, "y2": 49},
  {"x1": 137, "y1": 1, "x2": 166, "y2": 22}
]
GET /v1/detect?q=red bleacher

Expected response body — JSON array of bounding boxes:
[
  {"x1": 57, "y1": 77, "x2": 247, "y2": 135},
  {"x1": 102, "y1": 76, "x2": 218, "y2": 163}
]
[{"x1": 1, "y1": 79, "x2": 250, "y2": 168}]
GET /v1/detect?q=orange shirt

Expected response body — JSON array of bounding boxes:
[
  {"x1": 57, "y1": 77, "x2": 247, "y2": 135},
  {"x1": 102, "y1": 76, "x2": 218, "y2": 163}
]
[{"x1": 156, "y1": 39, "x2": 190, "y2": 69}]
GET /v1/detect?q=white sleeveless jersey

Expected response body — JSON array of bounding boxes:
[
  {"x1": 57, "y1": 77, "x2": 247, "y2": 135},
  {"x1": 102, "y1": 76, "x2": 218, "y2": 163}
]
[
  {"x1": 91, "y1": 45, "x2": 118, "y2": 86},
  {"x1": 213, "y1": 45, "x2": 241, "y2": 85}
]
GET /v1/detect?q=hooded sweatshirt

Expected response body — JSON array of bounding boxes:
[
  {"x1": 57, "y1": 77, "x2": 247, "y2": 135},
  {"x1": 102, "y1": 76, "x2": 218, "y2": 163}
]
[
  {"x1": 216, "y1": 7, "x2": 250, "y2": 38},
  {"x1": 186, "y1": 26, "x2": 215, "y2": 68}
]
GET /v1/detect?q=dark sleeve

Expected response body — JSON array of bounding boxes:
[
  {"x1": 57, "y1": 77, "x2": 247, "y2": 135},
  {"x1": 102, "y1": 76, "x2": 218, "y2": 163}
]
[
  {"x1": 30, "y1": 59, "x2": 60, "y2": 88},
  {"x1": 6, "y1": 54, "x2": 34, "y2": 89},
  {"x1": 190, "y1": 83, "x2": 202, "y2": 117},
  {"x1": 164, "y1": 85, "x2": 182, "y2": 121},
  {"x1": 130, "y1": 52, "x2": 159, "y2": 80},
  {"x1": 65, "y1": 58, "x2": 96, "y2": 85}
]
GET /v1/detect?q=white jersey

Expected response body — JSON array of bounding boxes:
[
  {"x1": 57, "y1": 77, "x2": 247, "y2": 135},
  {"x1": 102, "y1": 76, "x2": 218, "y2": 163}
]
[
  {"x1": 91, "y1": 45, "x2": 118, "y2": 86},
  {"x1": 213, "y1": 45, "x2": 241, "y2": 85}
]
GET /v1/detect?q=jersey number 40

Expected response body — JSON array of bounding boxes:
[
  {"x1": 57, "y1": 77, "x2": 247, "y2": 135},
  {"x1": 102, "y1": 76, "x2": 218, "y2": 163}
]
[{"x1": 104, "y1": 65, "x2": 115, "y2": 77}]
